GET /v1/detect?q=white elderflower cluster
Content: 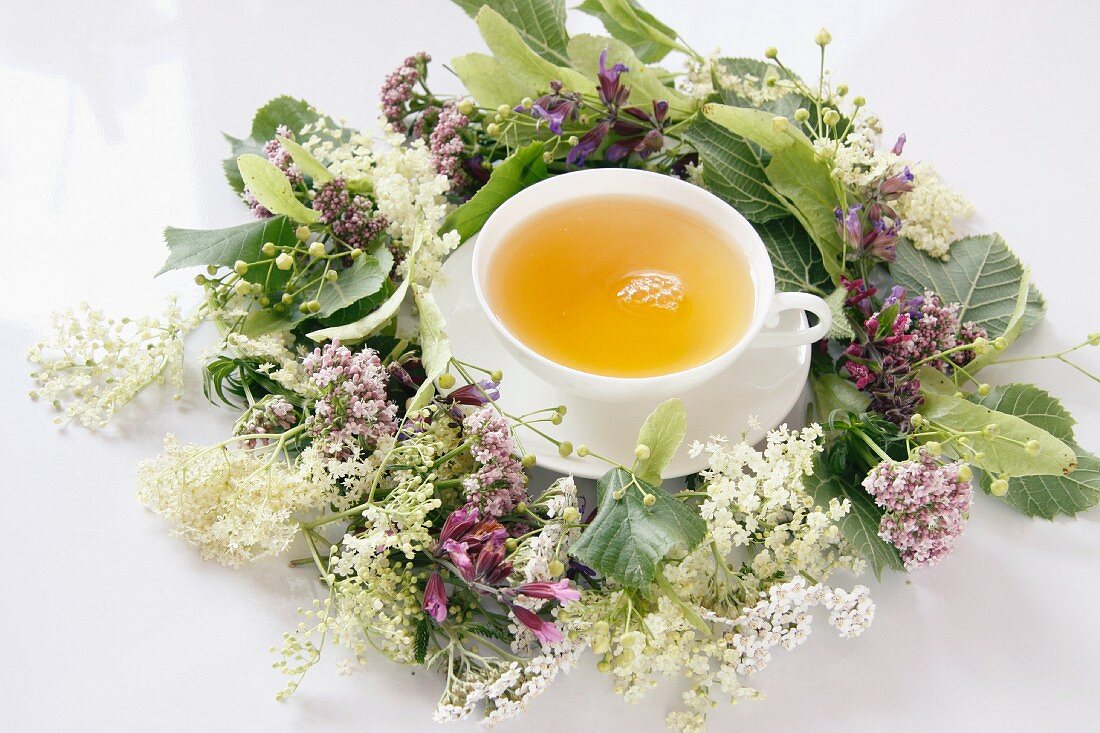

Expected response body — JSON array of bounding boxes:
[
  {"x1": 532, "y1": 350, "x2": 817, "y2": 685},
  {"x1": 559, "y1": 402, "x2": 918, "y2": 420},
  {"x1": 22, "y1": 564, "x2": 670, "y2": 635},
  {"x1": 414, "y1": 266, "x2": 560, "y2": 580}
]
[
  {"x1": 136, "y1": 437, "x2": 330, "y2": 566},
  {"x1": 513, "y1": 476, "x2": 581, "y2": 583},
  {"x1": 218, "y1": 330, "x2": 313, "y2": 395},
  {"x1": 680, "y1": 54, "x2": 795, "y2": 106},
  {"x1": 893, "y1": 161, "x2": 974, "y2": 259},
  {"x1": 28, "y1": 298, "x2": 199, "y2": 429},
  {"x1": 300, "y1": 117, "x2": 376, "y2": 183},
  {"x1": 372, "y1": 128, "x2": 460, "y2": 282},
  {"x1": 688, "y1": 424, "x2": 861, "y2": 582}
]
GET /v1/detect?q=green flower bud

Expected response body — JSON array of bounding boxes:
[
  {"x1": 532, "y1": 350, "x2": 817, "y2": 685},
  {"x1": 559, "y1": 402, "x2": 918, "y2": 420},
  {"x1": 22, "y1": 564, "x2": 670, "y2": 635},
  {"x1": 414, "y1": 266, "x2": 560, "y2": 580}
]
[
  {"x1": 822, "y1": 109, "x2": 841, "y2": 126},
  {"x1": 958, "y1": 436, "x2": 970, "y2": 446},
  {"x1": 557, "y1": 441, "x2": 573, "y2": 457},
  {"x1": 273, "y1": 303, "x2": 285, "y2": 313},
  {"x1": 836, "y1": 83, "x2": 849, "y2": 97},
  {"x1": 275, "y1": 253, "x2": 294, "y2": 270},
  {"x1": 521, "y1": 453, "x2": 537, "y2": 469},
  {"x1": 486, "y1": 122, "x2": 501, "y2": 137},
  {"x1": 764, "y1": 46, "x2": 778, "y2": 59},
  {"x1": 234, "y1": 280, "x2": 251, "y2": 296},
  {"x1": 612, "y1": 488, "x2": 626, "y2": 501},
  {"x1": 562, "y1": 506, "x2": 581, "y2": 523},
  {"x1": 815, "y1": 28, "x2": 832, "y2": 46},
  {"x1": 505, "y1": 537, "x2": 518, "y2": 551},
  {"x1": 491, "y1": 369, "x2": 503, "y2": 382},
  {"x1": 596, "y1": 659, "x2": 612, "y2": 673},
  {"x1": 634, "y1": 444, "x2": 651, "y2": 460},
  {"x1": 548, "y1": 559, "x2": 565, "y2": 577},
  {"x1": 206, "y1": 264, "x2": 219, "y2": 276},
  {"x1": 457, "y1": 98, "x2": 475, "y2": 115},
  {"x1": 771, "y1": 116, "x2": 789, "y2": 133},
  {"x1": 493, "y1": 113, "x2": 503, "y2": 123},
  {"x1": 853, "y1": 95, "x2": 866, "y2": 107},
  {"x1": 542, "y1": 151, "x2": 554, "y2": 163},
  {"x1": 1025, "y1": 440, "x2": 1041, "y2": 455},
  {"x1": 994, "y1": 336, "x2": 1007, "y2": 350},
  {"x1": 551, "y1": 413, "x2": 563, "y2": 425},
  {"x1": 437, "y1": 373, "x2": 456, "y2": 389},
  {"x1": 308, "y1": 241, "x2": 326, "y2": 258},
  {"x1": 259, "y1": 296, "x2": 270, "y2": 306},
  {"x1": 982, "y1": 423, "x2": 999, "y2": 438},
  {"x1": 193, "y1": 274, "x2": 207, "y2": 285},
  {"x1": 350, "y1": 248, "x2": 364, "y2": 260},
  {"x1": 516, "y1": 501, "x2": 528, "y2": 514},
  {"x1": 568, "y1": 135, "x2": 580, "y2": 146},
  {"x1": 281, "y1": 293, "x2": 294, "y2": 305},
  {"x1": 497, "y1": 104, "x2": 511, "y2": 118},
  {"x1": 577, "y1": 444, "x2": 590, "y2": 457},
  {"x1": 957, "y1": 464, "x2": 973, "y2": 483},
  {"x1": 972, "y1": 337, "x2": 990, "y2": 354},
  {"x1": 233, "y1": 259, "x2": 249, "y2": 275},
  {"x1": 925, "y1": 441, "x2": 942, "y2": 457},
  {"x1": 794, "y1": 108, "x2": 810, "y2": 122},
  {"x1": 556, "y1": 405, "x2": 568, "y2": 416},
  {"x1": 295, "y1": 225, "x2": 311, "y2": 241},
  {"x1": 324, "y1": 270, "x2": 338, "y2": 282},
  {"x1": 1088, "y1": 332, "x2": 1100, "y2": 346},
  {"x1": 261, "y1": 241, "x2": 277, "y2": 256},
  {"x1": 304, "y1": 299, "x2": 321, "y2": 313},
  {"x1": 521, "y1": 97, "x2": 534, "y2": 110},
  {"x1": 642, "y1": 493, "x2": 656, "y2": 507},
  {"x1": 990, "y1": 478, "x2": 1009, "y2": 497},
  {"x1": 977, "y1": 383, "x2": 991, "y2": 396}
]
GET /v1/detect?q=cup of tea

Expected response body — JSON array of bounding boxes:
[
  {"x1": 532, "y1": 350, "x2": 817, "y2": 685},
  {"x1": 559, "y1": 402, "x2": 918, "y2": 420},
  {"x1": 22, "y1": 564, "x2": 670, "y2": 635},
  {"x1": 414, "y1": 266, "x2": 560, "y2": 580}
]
[{"x1": 471, "y1": 168, "x2": 831, "y2": 402}]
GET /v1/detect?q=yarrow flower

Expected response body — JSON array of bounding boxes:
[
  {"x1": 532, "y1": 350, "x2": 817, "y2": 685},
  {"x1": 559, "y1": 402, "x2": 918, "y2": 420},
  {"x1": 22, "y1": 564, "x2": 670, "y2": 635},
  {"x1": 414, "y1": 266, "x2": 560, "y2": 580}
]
[
  {"x1": 461, "y1": 407, "x2": 527, "y2": 517},
  {"x1": 863, "y1": 448, "x2": 974, "y2": 569},
  {"x1": 303, "y1": 340, "x2": 398, "y2": 455}
]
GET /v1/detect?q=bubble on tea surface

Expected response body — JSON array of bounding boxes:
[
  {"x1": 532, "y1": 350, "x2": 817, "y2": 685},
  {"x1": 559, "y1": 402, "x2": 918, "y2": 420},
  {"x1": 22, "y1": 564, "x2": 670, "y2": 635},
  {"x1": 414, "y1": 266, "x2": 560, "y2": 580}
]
[{"x1": 615, "y1": 271, "x2": 684, "y2": 311}]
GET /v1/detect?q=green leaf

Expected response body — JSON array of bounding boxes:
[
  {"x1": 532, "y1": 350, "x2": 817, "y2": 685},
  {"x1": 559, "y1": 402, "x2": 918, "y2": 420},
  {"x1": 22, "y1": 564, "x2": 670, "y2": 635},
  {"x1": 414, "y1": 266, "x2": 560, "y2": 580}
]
[
  {"x1": 236, "y1": 154, "x2": 320, "y2": 224},
  {"x1": 575, "y1": 0, "x2": 683, "y2": 62},
  {"x1": 409, "y1": 286, "x2": 453, "y2": 411},
  {"x1": 891, "y1": 234, "x2": 1045, "y2": 337},
  {"x1": 966, "y1": 270, "x2": 1032, "y2": 374},
  {"x1": 451, "y1": 0, "x2": 571, "y2": 66},
  {"x1": 679, "y1": 115, "x2": 789, "y2": 223},
  {"x1": 240, "y1": 307, "x2": 296, "y2": 337},
  {"x1": 970, "y1": 383, "x2": 1076, "y2": 443},
  {"x1": 566, "y1": 35, "x2": 695, "y2": 118},
  {"x1": 917, "y1": 392, "x2": 1077, "y2": 477},
  {"x1": 811, "y1": 374, "x2": 869, "y2": 422},
  {"x1": 440, "y1": 142, "x2": 549, "y2": 241},
  {"x1": 413, "y1": 616, "x2": 430, "y2": 664},
  {"x1": 315, "y1": 255, "x2": 386, "y2": 319},
  {"x1": 222, "y1": 96, "x2": 326, "y2": 195},
  {"x1": 764, "y1": 144, "x2": 846, "y2": 283},
  {"x1": 915, "y1": 365, "x2": 956, "y2": 396},
  {"x1": 276, "y1": 135, "x2": 332, "y2": 184},
  {"x1": 823, "y1": 286, "x2": 855, "y2": 340},
  {"x1": 982, "y1": 445, "x2": 1100, "y2": 519},
  {"x1": 569, "y1": 467, "x2": 706, "y2": 588},
  {"x1": 158, "y1": 215, "x2": 297, "y2": 276},
  {"x1": 803, "y1": 457, "x2": 903, "y2": 580},
  {"x1": 754, "y1": 216, "x2": 831, "y2": 294},
  {"x1": 451, "y1": 53, "x2": 535, "y2": 110},
  {"x1": 474, "y1": 6, "x2": 594, "y2": 96},
  {"x1": 633, "y1": 398, "x2": 687, "y2": 485},
  {"x1": 702, "y1": 103, "x2": 811, "y2": 155}
]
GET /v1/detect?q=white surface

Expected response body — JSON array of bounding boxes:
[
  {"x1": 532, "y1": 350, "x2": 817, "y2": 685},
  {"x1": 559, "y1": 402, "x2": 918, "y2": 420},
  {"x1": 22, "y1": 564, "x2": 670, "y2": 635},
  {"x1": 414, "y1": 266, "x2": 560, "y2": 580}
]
[
  {"x1": 434, "y1": 240, "x2": 810, "y2": 478},
  {"x1": 1, "y1": 1, "x2": 1099, "y2": 731}
]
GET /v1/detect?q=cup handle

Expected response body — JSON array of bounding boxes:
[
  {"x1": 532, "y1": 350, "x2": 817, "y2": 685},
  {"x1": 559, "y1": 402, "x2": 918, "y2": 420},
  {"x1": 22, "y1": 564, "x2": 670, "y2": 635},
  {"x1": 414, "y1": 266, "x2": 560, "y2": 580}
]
[{"x1": 748, "y1": 292, "x2": 831, "y2": 349}]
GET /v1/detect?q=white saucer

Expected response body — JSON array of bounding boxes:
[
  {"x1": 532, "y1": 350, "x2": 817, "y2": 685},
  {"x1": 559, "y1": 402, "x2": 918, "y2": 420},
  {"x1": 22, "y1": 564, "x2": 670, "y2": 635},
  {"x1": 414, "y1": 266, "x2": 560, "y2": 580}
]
[{"x1": 431, "y1": 241, "x2": 811, "y2": 479}]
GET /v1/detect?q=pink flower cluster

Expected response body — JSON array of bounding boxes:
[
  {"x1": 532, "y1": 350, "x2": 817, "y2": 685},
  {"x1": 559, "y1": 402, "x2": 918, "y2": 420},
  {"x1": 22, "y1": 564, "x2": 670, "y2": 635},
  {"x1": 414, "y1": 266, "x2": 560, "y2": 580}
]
[
  {"x1": 863, "y1": 448, "x2": 974, "y2": 569},
  {"x1": 906, "y1": 290, "x2": 988, "y2": 372},
  {"x1": 263, "y1": 124, "x2": 304, "y2": 186},
  {"x1": 303, "y1": 340, "x2": 398, "y2": 455},
  {"x1": 237, "y1": 396, "x2": 297, "y2": 449},
  {"x1": 312, "y1": 178, "x2": 388, "y2": 250},
  {"x1": 428, "y1": 103, "x2": 469, "y2": 179},
  {"x1": 461, "y1": 407, "x2": 527, "y2": 517},
  {"x1": 380, "y1": 52, "x2": 429, "y2": 132}
]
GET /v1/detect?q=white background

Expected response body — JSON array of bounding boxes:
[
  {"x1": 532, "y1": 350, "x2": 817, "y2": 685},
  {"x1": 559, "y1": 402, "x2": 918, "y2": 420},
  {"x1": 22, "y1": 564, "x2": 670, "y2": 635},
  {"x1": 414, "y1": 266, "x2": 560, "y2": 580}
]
[{"x1": 2, "y1": 1, "x2": 1099, "y2": 731}]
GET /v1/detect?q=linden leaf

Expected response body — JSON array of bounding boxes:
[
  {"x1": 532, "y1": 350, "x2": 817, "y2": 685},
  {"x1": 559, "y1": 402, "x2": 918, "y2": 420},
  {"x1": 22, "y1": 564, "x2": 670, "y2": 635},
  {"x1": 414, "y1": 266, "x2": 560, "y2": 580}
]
[
  {"x1": 158, "y1": 215, "x2": 296, "y2": 281},
  {"x1": 633, "y1": 398, "x2": 687, "y2": 485},
  {"x1": 754, "y1": 216, "x2": 831, "y2": 294},
  {"x1": 970, "y1": 383, "x2": 1076, "y2": 443},
  {"x1": 569, "y1": 467, "x2": 706, "y2": 587},
  {"x1": 237, "y1": 154, "x2": 320, "y2": 224},
  {"x1": 981, "y1": 445, "x2": 1100, "y2": 519},
  {"x1": 451, "y1": 0, "x2": 571, "y2": 66},
  {"x1": 575, "y1": 0, "x2": 683, "y2": 63},
  {"x1": 315, "y1": 255, "x2": 386, "y2": 319},
  {"x1": 440, "y1": 142, "x2": 548, "y2": 241},
  {"x1": 810, "y1": 374, "x2": 869, "y2": 423},
  {"x1": 409, "y1": 285, "x2": 452, "y2": 411},
  {"x1": 222, "y1": 96, "x2": 327, "y2": 194},
  {"x1": 276, "y1": 135, "x2": 332, "y2": 184}
]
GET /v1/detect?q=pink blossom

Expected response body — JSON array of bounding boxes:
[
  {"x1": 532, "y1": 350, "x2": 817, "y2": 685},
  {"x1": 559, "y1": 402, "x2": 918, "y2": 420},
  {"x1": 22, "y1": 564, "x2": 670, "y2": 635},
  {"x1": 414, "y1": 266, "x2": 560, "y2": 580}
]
[
  {"x1": 423, "y1": 572, "x2": 448, "y2": 624},
  {"x1": 516, "y1": 580, "x2": 580, "y2": 604},
  {"x1": 303, "y1": 341, "x2": 398, "y2": 456},
  {"x1": 461, "y1": 407, "x2": 527, "y2": 517},
  {"x1": 441, "y1": 539, "x2": 474, "y2": 580},
  {"x1": 511, "y1": 605, "x2": 563, "y2": 646}
]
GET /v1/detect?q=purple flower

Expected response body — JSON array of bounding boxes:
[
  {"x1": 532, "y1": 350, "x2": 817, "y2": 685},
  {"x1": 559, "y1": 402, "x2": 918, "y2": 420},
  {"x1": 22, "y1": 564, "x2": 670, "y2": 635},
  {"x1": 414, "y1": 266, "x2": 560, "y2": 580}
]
[
  {"x1": 381, "y1": 52, "x2": 430, "y2": 132},
  {"x1": 423, "y1": 572, "x2": 448, "y2": 623},
  {"x1": 438, "y1": 506, "x2": 479, "y2": 545},
  {"x1": 313, "y1": 178, "x2": 388, "y2": 250},
  {"x1": 441, "y1": 539, "x2": 475, "y2": 580},
  {"x1": 447, "y1": 379, "x2": 500, "y2": 406},
  {"x1": 835, "y1": 204, "x2": 898, "y2": 262},
  {"x1": 878, "y1": 166, "x2": 915, "y2": 199},
  {"x1": 429, "y1": 103, "x2": 469, "y2": 179},
  {"x1": 596, "y1": 48, "x2": 630, "y2": 109},
  {"x1": 461, "y1": 407, "x2": 528, "y2": 517},
  {"x1": 566, "y1": 121, "x2": 611, "y2": 166},
  {"x1": 303, "y1": 341, "x2": 399, "y2": 456},
  {"x1": 519, "y1": 81, "x2": 582, "y2": 136},
  {"x1": 835, "y1": 204, "x2": 863, "y2": 251},
  {"x1": 605, "y1": 101, "x2": 669, "y2": 162},
  {"x1": 515, "y1": 580, "x2": 581, "y2": 604},
  {"x1": 891, "y1": 133, "x2": 907, "y2": 155},
  {"x1": 473, "y1": 537, "x2": 511, "y2": 584},
  {"x1": 511, "y1": 605, "x2": 563, "y2": 646}
]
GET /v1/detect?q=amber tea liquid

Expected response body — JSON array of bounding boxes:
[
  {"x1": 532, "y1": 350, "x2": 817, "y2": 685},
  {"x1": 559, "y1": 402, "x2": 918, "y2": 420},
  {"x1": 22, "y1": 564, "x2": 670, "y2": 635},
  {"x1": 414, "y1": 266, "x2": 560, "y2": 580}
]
[{"x1": 486, "y1": 196, "x2": 755, "y2": 377}]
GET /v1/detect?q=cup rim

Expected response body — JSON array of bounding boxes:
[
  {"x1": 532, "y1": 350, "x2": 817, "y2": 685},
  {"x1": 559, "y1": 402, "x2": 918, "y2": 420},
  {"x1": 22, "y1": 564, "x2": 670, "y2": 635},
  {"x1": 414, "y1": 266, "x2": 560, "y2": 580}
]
[{"x1": 470, "y1": 168, "x2": 776, "y2": 387}]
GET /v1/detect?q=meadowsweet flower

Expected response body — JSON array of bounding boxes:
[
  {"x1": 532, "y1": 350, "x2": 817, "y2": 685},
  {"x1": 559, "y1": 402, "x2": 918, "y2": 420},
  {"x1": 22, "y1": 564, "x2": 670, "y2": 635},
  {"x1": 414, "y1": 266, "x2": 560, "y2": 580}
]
[
  {"x1": 462, "y1": 407, "x2": 527, "y2": 517},
  {"x1": 137, "y1": 437, "x2": 328, "y2": 566},
  {"x1": 28, "y1": 298, "x2": 199, "y2": 429},
  {"x1": 312, "y1": 178, "x2": 388, "y2": 250},
  {"x1": 863, "y1": 448, "x2": 974, "y2": 568},
  {"x1": 303, "y1": 340, "x2": 398, "y2": 455}
]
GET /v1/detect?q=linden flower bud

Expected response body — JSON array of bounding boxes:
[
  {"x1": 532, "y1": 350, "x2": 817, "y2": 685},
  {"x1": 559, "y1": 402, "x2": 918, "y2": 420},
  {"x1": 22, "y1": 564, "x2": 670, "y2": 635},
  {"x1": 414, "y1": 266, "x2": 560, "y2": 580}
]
[
  {"x1": 596, "y1": 659, "x2": 611, "y2": 673},
  {"x1": 634, "y1": 444, "x2": 652, "y2": 460},
  {"x1": 822, "y1": 109, "x2": 841, "y2": 126},
  {"x1": 194, "y1": 274, "x2": 207, "y2": 285},
  {"x1": 457, "y1": 98, "x2": 475, "y2": 115},
  {"x1": 562, "y1": 506, "x2": 581, "y2": 523},
  {"x1": 1025, "y1": 440, "x2": 1041, "y2": 455},
  {"x1": 994, "y1": 336, "x2": 1008, "y2": 350},
  {"x1": 642, "y1": 493, "x2": 656, "y2": 507},
  {"x1": 557, "y1": 441, "x2": 574, "y2": 457},
  {"x1": 982, "y1": 423, "x2": 999, "y2": 438},
  {"x1": 259, "y1": 296, "x2": 270, "y2": 306},
  {"x1": 493, "y1": 113, "x2": 503, "y2": 123},
  {"x1": 305, "y1": 299, "x2": 321, "y2": 313},
  {"x1": 972, "y1": 337, "x2": 990, "y2": 354},
  {"x1": 925, "y1": 441, "x2": 942, "y2": 457},
  {"x1": 815, "y1": 28, "x2": 832, "y2": 46},
  {"x1": 521, "y1": 453, "x2": 537, "y2": 468},
  {"x1": 295, "y1": 225, "x2": 311, "y2": 241},
  {"x1": 437, "y1": 373, "x2": 456, "y2": 389},
  {"x1": 957, "y1": 464, "x2": 974, "y2": 483},
  {"x1": 505, "y1": 537, "x2": 518, "y2": 551},
  {"x1": 516, "y1": 501, "x2": 528, "y2": 513},
  {"x1": 853, "y1": 95, "x2": 866, "y2": 107},
  {"x1": 521, "y1": 96, "x2": 534, "y2": 109},
  {"x1": 261, "y1": 241, "x2": 277, "y2": 256},
  {"x1": 281, "y1": 293, "x2": 293, "y2": 305},
  {"x1": 764, "y1": 46, "x2": 778, "y2": 59},
  {"x1": 1088, "y1": 332, "x2": 1100, "y2": 346},
  {"x1": 324, "y1": 270, "x2": 338, "y2": 282},
  {"x1": 771, "y1": 116, "x2": 789, "y2": 133},
  {"x1": 486, "y1": 122, "x2": 501, "y2": 136},
  {"x1": 577, "y1": 444, "x2": 590, "y2": 457},
  {"x1": 497, "y1": 104, "x2": 512, "y2": 118},
  {"x1": 794, "y1": 108, "x2": 810, "y2": 122},
  {"x1": 233, "y1": 259, "x2": 249, "y2": 275},
  {"x1": 308, "y1": 241, "x2": 326, "y2": 258},
  {"x1": 612, "y1": 488, "x2": 626, "y2": 501},
  {"x1": 978, "y1": 383, "x2": 991, "y2": 396},
  {"x1": 836, "y1": 83, "x2": 849, "y2": 96},
  {"x1": 548, "y1": 559, "x2": 565, "y2": 577},
  {"x1": 958, "y1": 436, "x2": 970, "y2": 446},
  {"x1": 551, "y1": 413, "x2": 563, "y2": 425},
  {"x1": 350, "y1": 248, "x2": 364, "y2": 260},
  {"x1": 990, "y1": 478, "x2": 1009, "y2": 497},
  {"x1": 491, "y1": 369, "x2": 504, "y2": 382},
  {"x1": 911, "y1": 413, "x2": 924, "y2": 428},
  {"x1": 275, "y1": 253, "x2": 294, "y2": 270},
  {"x1": 206, "y1": 264, "x2": 219, "y2": 276},
  {"x1": 556, "y1": 405, "x2": 568, "y2": 416},
  {"x1": 234, "y1": 280, "x2": 251, "y2": 296},
  {"x1": 542, "y1": 151, "x2": 554, "y2": 163},
  {"x1": 568, "y1": 135, "x2": 579, "y2": 146}
]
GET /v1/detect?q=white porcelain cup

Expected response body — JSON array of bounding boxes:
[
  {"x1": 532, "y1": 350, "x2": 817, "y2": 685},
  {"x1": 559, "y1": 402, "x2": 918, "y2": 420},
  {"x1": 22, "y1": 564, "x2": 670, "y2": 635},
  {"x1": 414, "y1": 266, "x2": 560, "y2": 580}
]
[{"x1": 471, "y1": 168, "x2": 831, "y2": 402}]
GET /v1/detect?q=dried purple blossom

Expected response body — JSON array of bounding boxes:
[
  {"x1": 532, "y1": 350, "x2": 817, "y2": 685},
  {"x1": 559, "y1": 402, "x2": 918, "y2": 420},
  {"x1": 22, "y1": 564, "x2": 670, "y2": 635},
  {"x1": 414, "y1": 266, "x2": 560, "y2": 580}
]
[
  {"x1": 303, "y1": 340, "x2": 398, "y2": 456},
  {"x1": 514, "y1": 580, "x2": 581, "y2": 603},
  {"x1": 596, "y1": 48, "x2": 630, "y2": 110},
  {"x1": 243, "y1": 190, "x2": 272, "y2": 219},
  {"x1": 835, "y1": 204, "x2": 899, "y2": 262},
  {"x1": 863, "y1": 448, "x2": 973, "y2": 569},
  {"x1": 312, "y1": 178, "x2": 388, "y2": 250},
  {"x1": 567, "y1": 120, "x2": 611, "y2": 166},
  {"x1": 519, "y1": 80, "x2": 582, "y2": 135},
  {"x1": 605, "y1": 100, "x2": 668, "y2": 162},
  {"x1": 447, "y1": 379, "x2": 500, "y2": 406},
  {"x1": 263, "y1": 125, "x2": 304, "y2": 186}
]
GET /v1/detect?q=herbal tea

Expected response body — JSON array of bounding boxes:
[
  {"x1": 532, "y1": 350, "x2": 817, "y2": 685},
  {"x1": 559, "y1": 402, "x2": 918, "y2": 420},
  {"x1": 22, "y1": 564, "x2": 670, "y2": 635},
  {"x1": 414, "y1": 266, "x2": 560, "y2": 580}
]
[{"x1": 486, "y1": 196, "x2": 755, "y2": 377}]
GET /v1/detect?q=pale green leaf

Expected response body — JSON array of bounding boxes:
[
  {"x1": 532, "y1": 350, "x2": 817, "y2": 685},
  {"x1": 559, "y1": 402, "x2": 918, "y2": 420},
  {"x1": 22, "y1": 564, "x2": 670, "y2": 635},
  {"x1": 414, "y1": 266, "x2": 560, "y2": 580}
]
[
  {"x1": 569, "y1": 467, "x2": 706, "y2": 587},
  {"x1": 679, "y1": 115, "x2": 789, "y2": 223},
  {"x1": 915, "y1": 365, "x2": 956, "y2": 396},
  {"x1": 811, "y1": 374, "x2": 869, "y2": 422},
  {"x1": 222, "y1": 96, "x2": 326, "y2": 195},
  {"x1": 566, "y1": 35, "x2": 694, "y2": 118},
  {"x1": 276, "y1": 135, "x2": 332, "y2": 184},
  {"x1": 917, "y1": 392, "x2": 1077, "y2": 477},
  {"x1": 754, "y1": 216, "x2": 831, "y2": 294},
  {"x1": 315, "y1": 255, "x2": 385, "y2": 318},
  {"x1": 474, "y1": 6, "x2": 593, "y2": 97},
  {"x1": 702, "y1": 103, "x2": 811, "y2": 154},
  {"x1": 633, "y1": 398, "x2": 687, "y2": 485},
  {"x1": 452, "y1": 52, "x2": 538, "y2": 109},
  {"x1": 966, "y1": 270, "x2": 1031, "y2": 373},
  {"x1": 451, "y1": 0, "x2": 570, "y2": 66},
  {"x1": 804, "y1": 457, "x2": 903, "y2": 580},
  {"x1": 409, "y1": 285, "x2": 453, "y2": 411},
  {"x1": 575, "y1": 0, "x2": 683, "y2": 62},
  {"x1": 970, "y1": 383, "x2": 1076, "y2": 443},
  {"x1": 982, "y1": 446, "x2": 1100, "y2": 519},
  {"x1": 891, "y1": 234, "x2": 1045, "y2": 337},
  {"x1": 158, "y1": 215, "x2": 296, "y2": 276},
  {"x1": 441, "y1": 142, "x2": 548, "y2": 241},
  {"x1": 237, "y1": 154, "x2": 320, "y2": 224},
  {"x1": 823, "y1": 286, "x2": 855, "y2": 340}
]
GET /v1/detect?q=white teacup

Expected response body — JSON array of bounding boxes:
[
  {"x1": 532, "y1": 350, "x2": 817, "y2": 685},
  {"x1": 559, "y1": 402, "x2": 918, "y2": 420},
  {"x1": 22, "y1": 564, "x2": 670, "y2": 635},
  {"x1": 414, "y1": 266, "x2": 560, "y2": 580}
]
[{"x1": 471, "y1": 168, "x2": 831, "y2": 402}]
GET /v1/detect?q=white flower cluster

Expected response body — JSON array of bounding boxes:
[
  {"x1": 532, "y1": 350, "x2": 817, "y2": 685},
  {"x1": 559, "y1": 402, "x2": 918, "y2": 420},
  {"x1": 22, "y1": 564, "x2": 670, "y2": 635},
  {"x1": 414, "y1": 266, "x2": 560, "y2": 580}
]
[
  {"x1": 688, "y1": 424, "x2": 861, "y2": 581},
  {"x1": 514, "y1": 476, "x2": 581, "y2": 583},
  {"x1": 28, "y1": 298, "x2": 199, "y2": 429},
  {"x1": 301, "y1": 117, "x2": 376, "y2": 184},
  {"x1": 217, "y1": 330, "x2": 313, "y2": 395},
  {"x1": 136, "y1": 436, "x2": 329, "y2": 566},
  {"x1": 680, "y1": 55, "x2": 795, "y2": 106}
]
